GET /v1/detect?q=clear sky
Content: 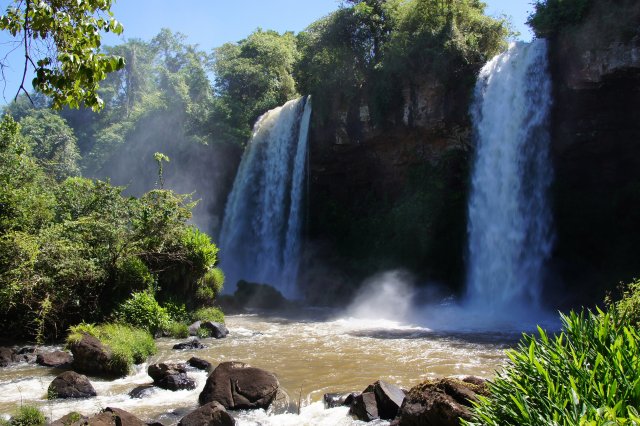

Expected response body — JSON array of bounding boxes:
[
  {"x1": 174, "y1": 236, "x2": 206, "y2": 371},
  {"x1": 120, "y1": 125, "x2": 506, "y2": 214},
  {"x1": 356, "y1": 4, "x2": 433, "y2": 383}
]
[{"x1": 0, "y1": 0, "x2": 534, "y2": 104}]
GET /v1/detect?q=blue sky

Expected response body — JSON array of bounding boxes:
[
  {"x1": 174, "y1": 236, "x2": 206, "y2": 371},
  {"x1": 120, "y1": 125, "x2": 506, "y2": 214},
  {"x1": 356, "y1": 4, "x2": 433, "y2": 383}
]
[{"x1": 0, "y1": 0, "x2": 534, "y2": 104}]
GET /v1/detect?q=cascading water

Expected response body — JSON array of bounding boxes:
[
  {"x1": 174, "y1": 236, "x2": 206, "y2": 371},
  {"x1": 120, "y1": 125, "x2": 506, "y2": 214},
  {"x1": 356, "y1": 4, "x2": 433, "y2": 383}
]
[
  {"x1": 465, "y1": 40, "x2": 554, "y2": 314},
  {"x1": 219, "y1": 96, "x2": 312, "y2": 298}
]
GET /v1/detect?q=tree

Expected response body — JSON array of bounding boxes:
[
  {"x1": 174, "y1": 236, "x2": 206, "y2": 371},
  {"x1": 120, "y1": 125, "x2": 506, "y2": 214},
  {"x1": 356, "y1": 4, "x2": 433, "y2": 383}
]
[{"x1": 0, "y1": 0, "x2": 125, "y2": 110}]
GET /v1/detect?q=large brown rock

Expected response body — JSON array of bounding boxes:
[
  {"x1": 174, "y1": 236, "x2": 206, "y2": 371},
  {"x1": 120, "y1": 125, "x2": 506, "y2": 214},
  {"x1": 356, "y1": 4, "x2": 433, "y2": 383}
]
[
  {"x1": 148, "y1": 363, "x2": 196, "y2": 391},
  {"x1": 48, "y1": 371, "x2": 96, "y2": 399},
  {"x1": 392, "y1": 378, "x2": 487, "y2": 426},
  {"x1": 199, "y1": 361, "x2": 279, "y2": 410},
  {"x1": 82, "y1": 407, "x2": 146, "y2": 426},
  {"x1": 68, "y1": 333, "x2": 115, "y2": 376},
  {"x1": 179, "y1": 401, "x2": 235, "y2": 426},
  {"x1": 37, "y1": 351, "x2": 73, "y2": 368},
  {"x1": 50, "y1": 412, "x2": 88, "y2": 426}
]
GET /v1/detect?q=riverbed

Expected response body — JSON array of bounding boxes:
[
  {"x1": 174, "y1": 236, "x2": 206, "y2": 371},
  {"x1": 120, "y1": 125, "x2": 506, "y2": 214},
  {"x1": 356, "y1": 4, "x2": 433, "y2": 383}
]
[{"x1": 0, "y1": 312, "x2": 515, "y2": 425}]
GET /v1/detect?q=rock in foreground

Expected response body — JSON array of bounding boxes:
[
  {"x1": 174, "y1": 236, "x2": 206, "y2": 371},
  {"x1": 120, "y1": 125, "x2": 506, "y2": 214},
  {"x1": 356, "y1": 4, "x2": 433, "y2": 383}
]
[
  {"x1": 199, "y1": 361, "x2": 279, "y2": 410},
  {"x1": 179, "y1": 401, "x2": 235, "y2": 426},
  {"x1": 48, "y1": 371, "x2": 96, "y2": 399},
  {"x1": 148, "y1": 363, "x2": 196, "y2": 391},
  {"x1": 349, "y1": 380, "x2": 405, "y2": 421}
]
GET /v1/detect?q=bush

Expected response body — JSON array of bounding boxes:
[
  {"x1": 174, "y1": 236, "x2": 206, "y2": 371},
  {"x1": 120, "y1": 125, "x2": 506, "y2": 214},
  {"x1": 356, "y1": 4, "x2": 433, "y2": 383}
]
[
  {"x1": 67, "y1": 322, "x2": 156, "y2": 376},
  {"x1": 192, "y1": 307, "x2": 225, "y2": 324},
  {"x1": 116, "y1": 291, "x2": 170, "y2": 334},
  {"x1": 7, "y1": 405, "x2": 45, "y2": 426},
  {"x1": 163, "y1": 321, "x2": 189, "y2": 338},
  {"x1": 196, "y1": 267, "x2": 225, "y2": 305},
  {"x1": 527, "y1": 0, "x2": 591, "y2": 37},
  {"x1": 162, "y1": 299, "x2": 190, "y2": 323},
  {"x1": 464, "y1": 310, "x2": 640, "y2": 425},
  {"x1": 610, "y1": 278, "x2": 640, "y2": 327}
]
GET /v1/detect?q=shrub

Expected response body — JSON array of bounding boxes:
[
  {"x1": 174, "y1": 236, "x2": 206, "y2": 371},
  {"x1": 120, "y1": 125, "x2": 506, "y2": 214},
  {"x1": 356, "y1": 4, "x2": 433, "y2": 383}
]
[
  {"x1": 464, "y1": 310, "x2": 640, "y2": 425},
  {"x1": 116, "y1": 291, "x2": 170, "y2": 334},
  {"x1": 196, "y1": 267, "x2": 225, "y2": 306},
  {"x1": 162, "y1": 299, "x2": 190, "y2": 323},
  {"x1": 163, "y1": 321, "x2": 189, "y2": 338},
  {"x1": 527, "y1": 0, "x2": 592, "y2": 37},
  {"x1": 192, "y1": 307, "x2": 225, "y2": 324},
  {"x1": 67, "y1": 322, "x2": 156, "y2": 376},
  {"x1": 8, "y1": 405, "x2": 45, "y2": 426},
  {"x1": 609, "y1": 278, "x2": 640, "y2": 327}
]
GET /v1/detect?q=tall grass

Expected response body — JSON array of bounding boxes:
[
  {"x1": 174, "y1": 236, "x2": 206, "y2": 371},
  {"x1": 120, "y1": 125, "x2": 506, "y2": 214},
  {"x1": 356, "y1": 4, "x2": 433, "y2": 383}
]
[{"x1": 465, "y1": 310, "x2": 640, "y2": 425}]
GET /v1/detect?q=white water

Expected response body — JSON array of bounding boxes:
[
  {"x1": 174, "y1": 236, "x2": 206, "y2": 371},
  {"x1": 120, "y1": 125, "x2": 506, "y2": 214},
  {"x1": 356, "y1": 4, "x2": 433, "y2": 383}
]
[
  {"x1": 466, "y1": 40, "x2": 554, "y2": 315},
  {"x1": 219, "y1": 97, "x2": 312, "y2": 298}
]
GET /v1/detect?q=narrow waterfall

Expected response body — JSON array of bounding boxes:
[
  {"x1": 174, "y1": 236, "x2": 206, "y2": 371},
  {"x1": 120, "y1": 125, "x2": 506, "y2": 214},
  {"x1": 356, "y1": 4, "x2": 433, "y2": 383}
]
[
  {"x1": 219, "y1": 96, "x2": 312, "y2": 298},
  {"x1": 465, "y1": 40, "x2": 554, "y2": 312}
]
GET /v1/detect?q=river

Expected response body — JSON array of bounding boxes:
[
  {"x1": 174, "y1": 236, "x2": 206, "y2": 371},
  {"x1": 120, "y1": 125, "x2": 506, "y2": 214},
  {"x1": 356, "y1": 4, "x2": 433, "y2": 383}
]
[{"x1": 0, "y1": 312, "x2": 514, "y2": 425}]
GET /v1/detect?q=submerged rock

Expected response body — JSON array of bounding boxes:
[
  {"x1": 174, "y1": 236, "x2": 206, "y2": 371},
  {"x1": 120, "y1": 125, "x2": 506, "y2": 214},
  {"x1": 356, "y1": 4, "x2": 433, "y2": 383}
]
[
  {"x1": 0, "y1": 346, "x2": 37, "y2": 366},
  {"x1": 48, "y1": 371, "x2": 96, "y2": 399},
  {"x1": 392, "y1": 378, "x2": 487, "y2": 426},
  {"x1": 37, "y1": 351, "x2": 73, "y2": 368},
  {"x1": 178, "y1": 401, "x2": 235, "y2": 426},
  {"x1": 199, "y1": 361, "x2": 279, "y2": 410},
  {"x1": 323, "y1": 392, "x2": 359, "y2": 409},
  {"x1": 128, "y1": 384, "x2": 155, "y2": 399},
  {"x1": 173, "y1": 339, "x2": 206, "y2": 350},
  {"x1": 148, "y1": 363, "x2": 196, "y2": 391},
  {"x1": 188, "y1": 356, "x2": 212, "y2": 371}
]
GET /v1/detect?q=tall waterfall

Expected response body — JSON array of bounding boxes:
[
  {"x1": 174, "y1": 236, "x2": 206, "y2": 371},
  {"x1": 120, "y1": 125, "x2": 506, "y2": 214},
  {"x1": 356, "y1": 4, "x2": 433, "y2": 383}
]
[
  {"x1": 465, "y1": 40, "x2": 554, "y2": 313},
  {"x1": 219, "y1": 96, "x2": 312, "y2": 298}
]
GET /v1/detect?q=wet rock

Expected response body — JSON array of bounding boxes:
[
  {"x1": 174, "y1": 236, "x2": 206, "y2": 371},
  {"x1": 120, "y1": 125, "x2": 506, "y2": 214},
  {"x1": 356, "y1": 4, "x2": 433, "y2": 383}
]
[
  {"x1": 199, "y1": 361, "x2": 279, "y2": 410},
  {"x1": 393, "y1": 378, "x2": 486, "y2": 426},
  {"x1": 364, "y1": 380, "x2": 405, "y2": 420},
  {"x1": 50, "y1": 411, "x2": 88, "y2": 425},
  {"x1": 0, "y1": 347, "x2": 15, "y2": 367},
  {"x1": 37, "y1": 351, "x2": 73, "y2": 368},
  {"x1": 188, "y1": 321, "x2": 202, "y2": 336},
  {"x1": 178, "y1": 401, "x2": 235, "y2": 426},
  {"x1": 128, "y1": 384, "x2": 155, "y2": 399},
  {"x1": 68, "y1": 333, "x2": 115, "y2": 376},
  {"x1": 84, "y1": 407, "x2": 147, "y2": 426},
  {"x1": 349, "y1": 392, "x2": 379, "y2": 421},
  {"x1": 173, "y1": 339, "x2": 206, "y2": 350},
  {"x1": 188, "y1": 356, "x2": 212, "y2": 371},
  {"x1": 461, "y1": 375, "x2": 487, "y2": 387},
  {"x1": 201, "y1": 321, "x2": 229, "y2": 339},
  {"x1": 323, "y1": 392, "x2": 359, "y2": 409},
  {"x1": 148, "y1": 363, "x2": 196, "y2": 391},
  {"x1": 48, "y1": 371, "x2": 97, "y2": 399}
]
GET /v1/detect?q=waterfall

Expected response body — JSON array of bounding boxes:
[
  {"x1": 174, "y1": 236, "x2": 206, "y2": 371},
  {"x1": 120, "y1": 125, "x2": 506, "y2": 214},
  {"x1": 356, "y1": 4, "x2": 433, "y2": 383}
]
[
  {"x1": 219, "y1": 96, "x2": 312, "y2": 298},
  {"x1": 465, "y1": 40, "x2": 554, "y2": 313}
]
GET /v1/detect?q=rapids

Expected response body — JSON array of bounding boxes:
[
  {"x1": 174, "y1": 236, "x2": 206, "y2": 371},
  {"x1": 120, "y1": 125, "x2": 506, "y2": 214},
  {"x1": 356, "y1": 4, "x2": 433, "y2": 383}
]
[{"x1": 0, "y1": 313, "x2": 512, "y2": 425}]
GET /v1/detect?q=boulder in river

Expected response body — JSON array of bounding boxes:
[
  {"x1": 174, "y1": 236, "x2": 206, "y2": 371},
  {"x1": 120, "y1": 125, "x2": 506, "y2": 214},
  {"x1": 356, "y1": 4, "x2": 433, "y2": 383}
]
[
  {"x1": 82, "y1": 407, "x2": 147, "y2": 426},
  {"x1": 349, "y1": 392, "x2": 379, "y2": 421},
  {"x1": 50, "y1": 412, "x2": 88, "y2": 426},
  {"x1": 128, "y1": 384, "x2": 155, "y2": 399},
  {"x1": 68, "y1": 333, "x2": 115, "y2": 376},
  {"x1": 188, "y1": 356, "x2": 212, "y2": 371},
  {"x1": 349, "y1": 380, "x2": 405, "y2": 421},
  {"x1": 37, "y1": 350, "x2": 73, "y2": 368},
  {"x1": 173, "y1": 339, "x2": 206, "y2": 350},
  {"x1": 178, "y1": 401, "x2": 235, "y2": 426},
  {"x1": 0, "y1": 346, "x2": 37, "y2": 366},
  {"x1": 391, "y1": 378, "x2": 488, "y2": 426},
  {"x1": 323, "y1": 392, "x2": 359, "y2": 409},
  {"x1": 0, "y1": 347, "x2": 15, "y2": 367},
  {"x1": 48, "y1": 371, "x2": 96, "y2": 399},
  {"x1": 199, "y1": 361, "x2": 279, "y2": 410},
  {"x1": 148, "y1": 363, "x2": 196, "y2": 391},
  {"x1": 201, "y1": 321, "x2": 229, "y2": 339}
]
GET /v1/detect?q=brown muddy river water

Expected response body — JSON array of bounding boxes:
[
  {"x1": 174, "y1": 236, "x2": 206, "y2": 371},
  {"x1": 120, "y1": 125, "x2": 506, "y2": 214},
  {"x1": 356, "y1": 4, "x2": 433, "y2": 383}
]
[{"x1": 0, "y1": 313, "x2": 517, "y2": 425}]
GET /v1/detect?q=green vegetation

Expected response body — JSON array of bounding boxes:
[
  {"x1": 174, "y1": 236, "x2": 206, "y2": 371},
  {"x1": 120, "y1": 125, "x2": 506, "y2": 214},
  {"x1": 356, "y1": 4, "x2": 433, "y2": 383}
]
[
  {"x1": 192, "y1": 307, "x2": 225, "y2": 324},
  {"x1": 609, "y1": 278, "x2": 640, "y2": 327},
  {"x1": 116, "y1": 291, "x2": 170, "y2": 335},
  {"x1": 0, "y1": 115, "x2": 223, "y2": 340},
  {"x1": 527, "y1": 0, "x2": 592, "y2": 37},
  {"x1": 2, "y1": 405, "x2": 45, "y2": 426},
  {"x1": 0, "y1": 0, "x2": 125, "y2": 110},
  {"x1": 67, "y1": 323, "x2": 156, "y2": 376},
  {"x1": 465, "y1": 309, "x2": 640, "y2": 425}
]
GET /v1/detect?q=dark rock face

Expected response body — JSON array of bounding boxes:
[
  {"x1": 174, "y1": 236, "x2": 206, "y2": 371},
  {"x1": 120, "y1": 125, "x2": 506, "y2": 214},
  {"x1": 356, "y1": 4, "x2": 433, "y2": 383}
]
[
  {"x1": 178, "y1": 401, "x2": 236, "y2": 426},
  {"x1": 37, "y1": 351, "x2": 73, "y2": 368},
  {"x1": 188, "y1": 321, "x2": 202, "y2": 336},
  {"x1": 173, "y1": 339, "x2": 206, "y2": 350},
  {"x1": 547, "y1": 0, "x2": 640, "y2": 307},
  {"x1": 199, "y1": 361, "x2": 279, "y2": 410},
  {"x1": 48, "y1": 371, "x2": 97, "y2": 399},
  {"x1": 50, "y1": 412, "x2": 88, "y2": 426},
  {"x1": 148, "y1": 363, "x2": 196, "y2": 391},
  {"x1": 201, "y1": 321, "x2": 229, "y2": 339},
  {"x1": 68, "y1": 333, "x2": 115, "y2": 376},
  {"x1": 323, "y1": 392, "x2": 359, "y2": 409},
  {"x1": 0, "y1": 347, "x2": 37, "y2": 366},
  {"x1": 392, "y1": 378, "x2": 486, "y2": 426},
  {"x1": 364, "y1": 380, "x2": 406, "y2": 420},
  {"x1": 188, "y1": 357, "x2": 212, "y2": 371},
  {"x1": 349, "y1": 392, "x2": 379, "y2": 422}
]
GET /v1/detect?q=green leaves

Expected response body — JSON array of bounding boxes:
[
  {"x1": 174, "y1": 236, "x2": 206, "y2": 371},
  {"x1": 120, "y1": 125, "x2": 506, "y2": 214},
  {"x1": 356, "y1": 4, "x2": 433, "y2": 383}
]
[
  {"x1": 1, "y1": 0, "x2": 125, "y2": 110},
  {"x1": 464, "y1": 310, "x2": 640, "y2": 425}
]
